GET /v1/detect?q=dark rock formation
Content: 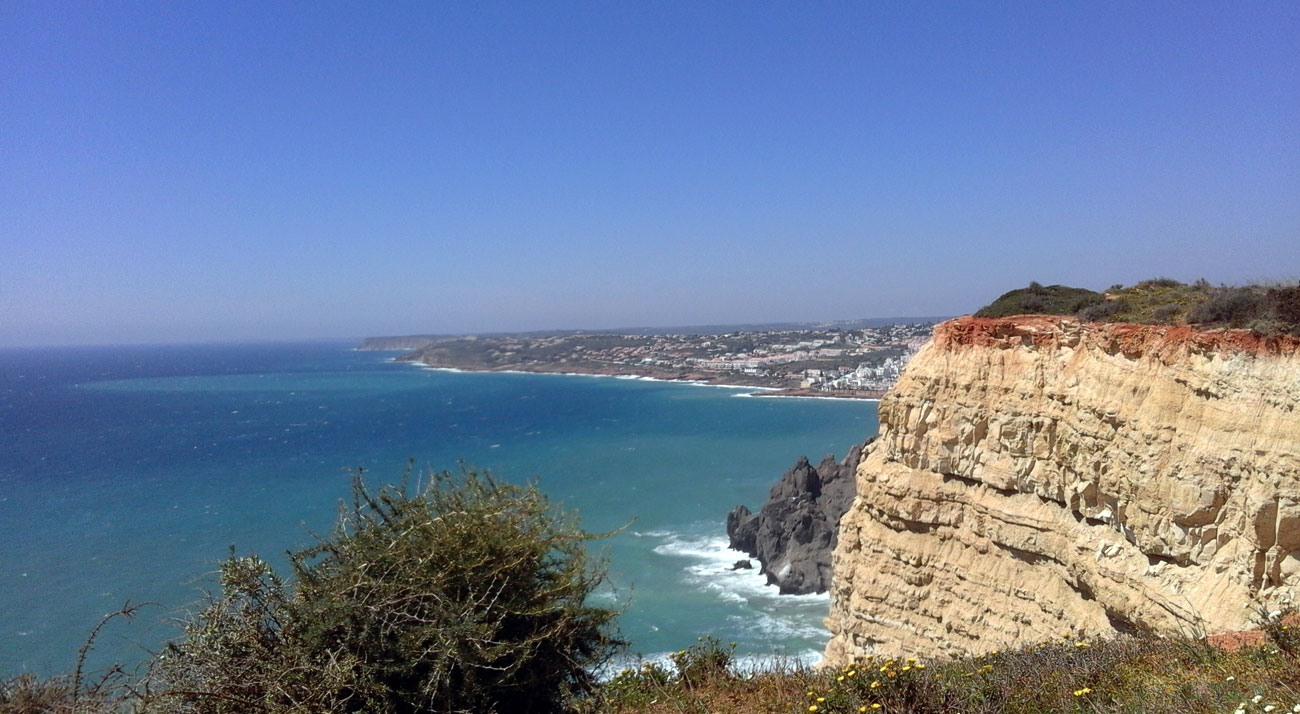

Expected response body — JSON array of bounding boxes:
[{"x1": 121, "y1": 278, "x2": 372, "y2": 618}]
[{"x1": 726, "y1": 440, "x2": 867, "y2": 594}]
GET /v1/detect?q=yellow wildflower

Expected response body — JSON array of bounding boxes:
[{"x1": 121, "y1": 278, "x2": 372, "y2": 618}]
[{"x1": 1073, "y1": 687, "x2": 1092, "y2": 696}]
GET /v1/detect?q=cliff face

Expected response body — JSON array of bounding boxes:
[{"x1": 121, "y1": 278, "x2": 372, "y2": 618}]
[
  {"x1": 825, "y1": 316, "x2": 1300, "y2": 663},
  {"x1": 726, "y1": 445, "x2": 864, "y2": 594}
]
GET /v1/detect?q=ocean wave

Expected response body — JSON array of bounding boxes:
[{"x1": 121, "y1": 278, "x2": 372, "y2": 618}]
[
  {"x1": 726, "y1": 610, "x2": 828, "y2": 641},
  {"x1": 599, "y1": 648, "x2": 823, "y2": 681},
  {"x1": 748, "y1": 393, "x2": 882, "y2": 402},
  {"x1": 651, "y1": 532, "x2": 831, "y2": 608},
  {"x1": 631, "y1": 529, "x2": 674, "y2": 538}
]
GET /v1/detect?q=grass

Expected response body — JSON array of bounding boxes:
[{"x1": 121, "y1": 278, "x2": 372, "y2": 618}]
[{"x1": 582, "y1": 629, "x2": 1300, "y2": 714}]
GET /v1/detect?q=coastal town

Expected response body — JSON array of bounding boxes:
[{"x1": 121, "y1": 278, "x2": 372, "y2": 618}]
[{"x1": 361, "y1": 321, "x2": 937, "y2": 398}]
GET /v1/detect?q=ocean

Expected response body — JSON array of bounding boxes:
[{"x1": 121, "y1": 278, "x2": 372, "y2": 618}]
[{"x1": 0, "y1": 342, "x2": 877, "y2": 676}]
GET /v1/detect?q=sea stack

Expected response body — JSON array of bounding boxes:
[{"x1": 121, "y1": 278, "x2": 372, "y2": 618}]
[{"x1": 727, "y1": 444, "x2": 864, "y2": 594}]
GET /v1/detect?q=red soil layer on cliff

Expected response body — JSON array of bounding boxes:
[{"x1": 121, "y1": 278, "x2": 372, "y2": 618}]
[
  {"x1": 1206, "y1": 613, "x2": 1300, "y2": 653},
  {"x1": 934, "y1": 315, "x2": 1300, "y2": 359}
]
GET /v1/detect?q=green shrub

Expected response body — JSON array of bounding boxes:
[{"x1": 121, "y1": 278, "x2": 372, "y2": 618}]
[
  {"x1": 1187, "y1": 286, "x2": 1268, "y2": 325},
  {"x1": 153, "y1": 467, "x2": 622, "y2": 714},
  {"x1": 669, "y1": 636, "x2": 736, "y2": 688},
  {"x1": 1, "y1": 673, "x2": 78, "y2": 714},
  {"x1": 1258, "y1": 604, "x2": 1300, "y2": 655},
  {"x1": 1267, "y1": 285, "x2": 1300, "y2": 334},
  {"x1": 597, "y1": 662, "x2": 675, "y2": 711},
  {"x1": 974, "y1": 283, "x2": 1103, "y2": 318},
  {"x1": 1077, "y1": 299, "x2": 1128, "y2": 323},
  {"x1": 1140, "y1": 277, "x2": 1184, "y2": 289},
  {"x1": 0, "y1": 603, "x2": 151, "y2": 714}
]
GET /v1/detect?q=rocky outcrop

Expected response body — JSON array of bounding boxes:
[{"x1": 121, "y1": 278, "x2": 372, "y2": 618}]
[
  {"x1": 825, "y1": 316, "x2": 1300, "y2": 663},
  {"x1": 727, "y1": 444, "x2": 864, "y2": 594}
]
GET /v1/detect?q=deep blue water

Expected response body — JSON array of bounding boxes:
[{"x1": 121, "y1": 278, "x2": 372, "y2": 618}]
[{"x1": 0, "y1": 342, "x2": 876, "y2": 675}]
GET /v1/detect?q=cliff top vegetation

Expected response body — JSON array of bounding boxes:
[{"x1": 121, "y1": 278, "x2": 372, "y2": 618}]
[{"x1": 975, "y1": 279, "x2": 1300, "y2": 336}]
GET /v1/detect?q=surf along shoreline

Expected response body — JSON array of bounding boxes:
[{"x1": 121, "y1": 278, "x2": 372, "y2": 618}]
[{"x1": 392, "y1": 357, "x2": 885, "y2": 401}]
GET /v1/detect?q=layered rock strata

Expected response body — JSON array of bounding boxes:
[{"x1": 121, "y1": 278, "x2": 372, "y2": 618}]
[
  {"x1": 825, "y1": 316, "x2": 1300, "y2": 663},
  {"x1": 727, "y1": 445, "x2": 864, "y2": 594}
]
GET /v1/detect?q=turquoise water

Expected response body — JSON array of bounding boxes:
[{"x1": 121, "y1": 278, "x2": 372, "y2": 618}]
[{"x1": 0, "y1": 343, "x2": 876, "y2": 675}]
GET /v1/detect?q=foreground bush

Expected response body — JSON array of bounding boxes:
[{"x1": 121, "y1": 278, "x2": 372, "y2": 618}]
[{"x1": 153, "y1": 467, "x2": 621, "y2": 714}]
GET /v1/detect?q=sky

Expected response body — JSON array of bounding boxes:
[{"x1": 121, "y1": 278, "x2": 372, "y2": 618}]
[{"x1": 2, "y1": 2, "x2": 1297, "y2": 346}]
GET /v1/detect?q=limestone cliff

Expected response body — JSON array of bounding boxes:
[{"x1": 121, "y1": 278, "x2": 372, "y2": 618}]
[{"x1": 825, "y1": 316, "x2": 1300, "y2": 663}]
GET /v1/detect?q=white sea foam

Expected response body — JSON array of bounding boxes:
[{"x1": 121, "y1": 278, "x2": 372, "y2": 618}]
[
  {"x1": 402, "y1": 361, "x2": 780, "y2": 394},
  {"x1": 727, "y1": 610, "x2": 827, "y2": 641},
  {"x1": 733, "y1": 649, "x2": 825, "y2": 671},
  {"x1": 747, "y1": 394, "x2": 882, "y2": 403},
  {"x1": 600, "y1": 647, "x2": 824, "y2": 681},
  {"x1": 652, "y1": 532, "x2": 831, "y2": 609},
  {"x1": 728, "y1": 388, "x2": 782, "y2": 398},
  {"x1": 679, "y1": 381, "x2": 756, "y2": 391}
]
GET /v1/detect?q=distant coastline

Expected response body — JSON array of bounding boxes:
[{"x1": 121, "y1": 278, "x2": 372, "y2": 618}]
[
  {"x1": 361, "y1": 322, "x2": 932, "y2": 401},
  {"x1": 399, "y1": 358, "x2": 886, "y2": 401},
  {"x1": 366, "y1": 332, "x2": 909, "y2": 397}
]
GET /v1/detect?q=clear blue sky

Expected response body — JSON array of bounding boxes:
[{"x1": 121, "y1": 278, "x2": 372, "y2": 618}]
[{"x1": 3, "y1": 2, "x2": 1297, "y2": 346}]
